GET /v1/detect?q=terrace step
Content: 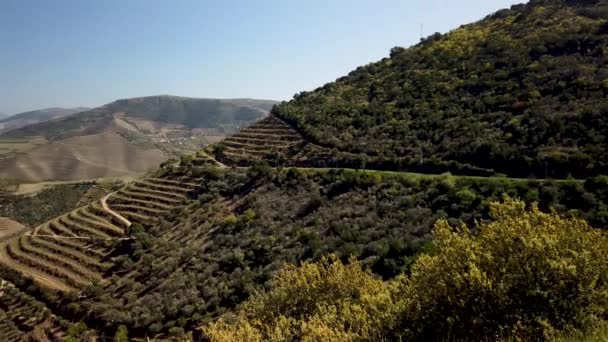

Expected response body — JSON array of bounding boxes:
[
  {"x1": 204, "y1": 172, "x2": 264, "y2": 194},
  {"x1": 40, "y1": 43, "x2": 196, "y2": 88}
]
[
  {"x1": 3, "y1": 241, "x2": 83, "y2": 290},
  {"x1": 222, "y1": 147, "x2": 271, "y2": 157},
  {"x1": 79, "y1": 206, "x2": 125, "y2": 231},
  {"x1": 35, "y1": 225, "x2": 106, "y2": 259},
  {"x1": 27, "y1": 236, "x2": 107, "y2": 272},
  {"x1": 145, "y1": 178, "x2": 200, "y2": 188},
  {"x1": 69, "y1": 210, "x2": 123, "y2": 237},
  {"x1": 109, "y1": 194, "x2": 174, "y2": 211},
  {"x1": 228, "y1": 131, "x2": 302, "y2": 142},
  {"x1": 47, "y1": 219, "x2": 78, "y2": 237},
  {"x1": 116, "y1": 190, "x2": 184, "y2": 206},
  {"x1": 239, "y1": 128, "x2": 298, "y2": 135},
  {"x1": 133, "y1": 180, "x2": 194, "y2": 194},
  {"x1": 120, "y1": 211, "x2": 158, "y2": 224},
  {"x1": 89, "y1": 201, "x2": 130, "y2": 229},
  {"x1": 226, "y1": 136, "x2": 301, "y2": 146},
  {"x1": 18, "y1": 236, "x2": 100, "y2": 280},
  {"x1": 222, "y1": 151, "x2": 263, "y2": 160},
  {"x1": 247, "y1": 124, "x2": 293, "y2": 129},
  {"x1": 125, "y1": 183, "x2": 188, "y2": 200},
  {"x1": 223, "y1": 140, "x2": 292, "y2": 152},
  {"x1": 60, "y1": 214, "x2": 112, "y2": 240},
  {"x1": 36, "y1": 234, "x2": 106, "y2": 259},
  {"x1": 110, "y1": 204, "x2": 168, "y2": 215}
]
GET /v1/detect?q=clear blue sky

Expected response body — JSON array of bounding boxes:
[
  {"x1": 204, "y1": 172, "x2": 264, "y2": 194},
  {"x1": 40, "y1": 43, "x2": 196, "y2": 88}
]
[{"x1": 0, "y1": 0, "x2": 525, "y2": 114}]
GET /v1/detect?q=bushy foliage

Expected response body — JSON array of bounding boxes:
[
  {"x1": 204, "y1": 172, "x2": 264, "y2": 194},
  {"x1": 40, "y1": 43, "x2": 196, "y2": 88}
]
[
  {"x1": 0, "y1": 183, "x2": 91, "y2": 227},
  {"x1": 205, "y1": 256, "x2": 393, "y2": 341},
  {"x1": 273, "y1": 0, "x2": 608, "y2": 178},
  {"x1": 205, "y1": 198, "x2": 608, "y2": 341}
]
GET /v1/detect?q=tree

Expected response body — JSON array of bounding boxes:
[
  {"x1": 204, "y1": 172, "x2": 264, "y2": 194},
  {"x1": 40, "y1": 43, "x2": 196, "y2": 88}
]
[
  {"x1": 247, "y1": 161, "x2": 272, "y2": 180},
  {"x1": 65, "y1": 322, "x2": 88, "y2": 342},
  {"x1": 180, "y1": 154, "x2": 194, "y2": 166},
  {"x1": 114, "y1": 325, "x2": 128, "y2": 342}
]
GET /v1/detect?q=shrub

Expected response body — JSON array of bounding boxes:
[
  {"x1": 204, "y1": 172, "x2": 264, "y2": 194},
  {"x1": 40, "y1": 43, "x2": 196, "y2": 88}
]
[
  {"x1": 114, "y1": 325, "x2": 128, "y2": 342},
  {"x1": 204, "y1": 256, "x2": 395, "y2": 341}
]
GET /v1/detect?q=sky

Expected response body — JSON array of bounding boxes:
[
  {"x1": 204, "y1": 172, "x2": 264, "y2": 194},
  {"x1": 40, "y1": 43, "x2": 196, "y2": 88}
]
[{"x1": 0, "y1": 0, "x2": 526, "y2": 114}]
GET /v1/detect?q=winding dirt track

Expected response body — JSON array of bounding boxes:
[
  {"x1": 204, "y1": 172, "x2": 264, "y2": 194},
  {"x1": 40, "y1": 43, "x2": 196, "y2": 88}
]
[{"x1": 101, "y1": 193, "x2": 131, "y2": 227}]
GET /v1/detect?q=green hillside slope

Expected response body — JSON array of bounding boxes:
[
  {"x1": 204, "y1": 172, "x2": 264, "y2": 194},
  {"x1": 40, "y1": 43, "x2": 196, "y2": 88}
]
[{"x1": 272, "y1": 0, "x2": 608, "y2": 178}]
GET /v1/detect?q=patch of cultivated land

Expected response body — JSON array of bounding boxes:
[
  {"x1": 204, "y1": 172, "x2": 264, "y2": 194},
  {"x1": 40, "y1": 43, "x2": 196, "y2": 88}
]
[
  {"x1": 0, "y1": 175, "x2": 200, "y2": 292},
  {"x1": 216, "y1": 115, "x2": 304, "y2": 163}
]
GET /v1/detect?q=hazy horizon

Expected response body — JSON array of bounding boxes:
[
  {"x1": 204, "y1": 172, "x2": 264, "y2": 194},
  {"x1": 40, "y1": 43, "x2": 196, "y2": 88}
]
[{"x1": 1, "y1": 0, "x2": 525, "y2": 114}]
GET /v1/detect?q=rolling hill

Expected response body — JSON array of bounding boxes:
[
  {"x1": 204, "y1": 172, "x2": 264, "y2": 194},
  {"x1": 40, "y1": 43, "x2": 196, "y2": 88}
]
[
  {"x1": 0, "y1": 96, "x2": 276, "y2": 182},
  {"x1": 2, "y1": 0, "x2": 608, "y2": 341},
  {"x1": 0, "y1": 107, "x2": 90, "y2": 134}
]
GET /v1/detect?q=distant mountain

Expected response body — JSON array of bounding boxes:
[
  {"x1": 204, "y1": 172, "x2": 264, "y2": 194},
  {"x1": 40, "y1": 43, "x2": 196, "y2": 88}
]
[
  {"x1": 0, "y1": 96, "x2": 277, "y2": 181},
  {"x1": 0, "y1": 107, "x2": 89, "y2": 134}
]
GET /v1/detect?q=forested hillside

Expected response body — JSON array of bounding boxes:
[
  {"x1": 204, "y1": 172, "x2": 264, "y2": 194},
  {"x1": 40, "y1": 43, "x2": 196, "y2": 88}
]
[
  {"x1": 272, "y1": 0, "x2": 608, "y2": 178},
  {"x1": 3, "y1": 0, "x2": 608, "y2": 340}
]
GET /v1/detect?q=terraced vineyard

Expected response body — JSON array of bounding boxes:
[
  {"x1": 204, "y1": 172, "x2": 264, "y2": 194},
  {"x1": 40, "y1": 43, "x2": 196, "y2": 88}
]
[
  {"x1": 0, "y1": 279, "x2": 63, "y2": 341},
  {"x1": 107, "y1": 177, "x2": 198, "y2": 225},
  {"x1": 0, "y1": 176, "x2": 200, "y2": 293},
  {"x1": 214, "y1": 115, "x2": 305, "y2": 165}
]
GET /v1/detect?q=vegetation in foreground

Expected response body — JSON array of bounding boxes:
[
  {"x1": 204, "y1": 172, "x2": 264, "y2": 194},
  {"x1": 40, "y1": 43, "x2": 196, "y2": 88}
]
[{"x1": 205, "y1": 198, "x2": 608, "y2": 341}]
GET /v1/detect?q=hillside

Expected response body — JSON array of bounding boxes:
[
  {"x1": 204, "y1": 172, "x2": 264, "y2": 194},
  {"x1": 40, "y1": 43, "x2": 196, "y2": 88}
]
[
  {"x1": 267, "y1": 0, "x2": 608, "y2": 178},
  {"x1": 0, "y1": 96, "x2": 276, "y2": 181},
  {"x1": 0, "y1": 107, "x2": 89, "y2": 134},
  {"x1": 2, "y1": 0, "x2": 608, "y2": 340},
  {"x1": 1, "y1": 161, "x2": 607, "y2": 339}
]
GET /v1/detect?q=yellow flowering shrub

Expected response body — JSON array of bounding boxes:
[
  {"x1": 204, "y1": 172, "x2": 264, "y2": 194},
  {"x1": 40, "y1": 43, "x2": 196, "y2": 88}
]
[{"x1": 204, "y1": 255, "x2": 396, "y2": 341}]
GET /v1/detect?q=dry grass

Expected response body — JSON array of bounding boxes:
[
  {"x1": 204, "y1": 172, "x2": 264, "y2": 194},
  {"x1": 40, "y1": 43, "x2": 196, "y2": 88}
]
[{"x1": 0, "y1": 131, "x2": 168, "y2": 182}]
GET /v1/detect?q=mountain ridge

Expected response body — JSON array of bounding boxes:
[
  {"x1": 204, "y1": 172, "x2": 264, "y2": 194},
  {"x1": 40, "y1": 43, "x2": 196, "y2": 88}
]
[
  {"x1": 0, "y1": 107, "x2": 90, "y2": 134},
  {"x1": 0, "y1": 96, "x2": 277, "y2": 181}
]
